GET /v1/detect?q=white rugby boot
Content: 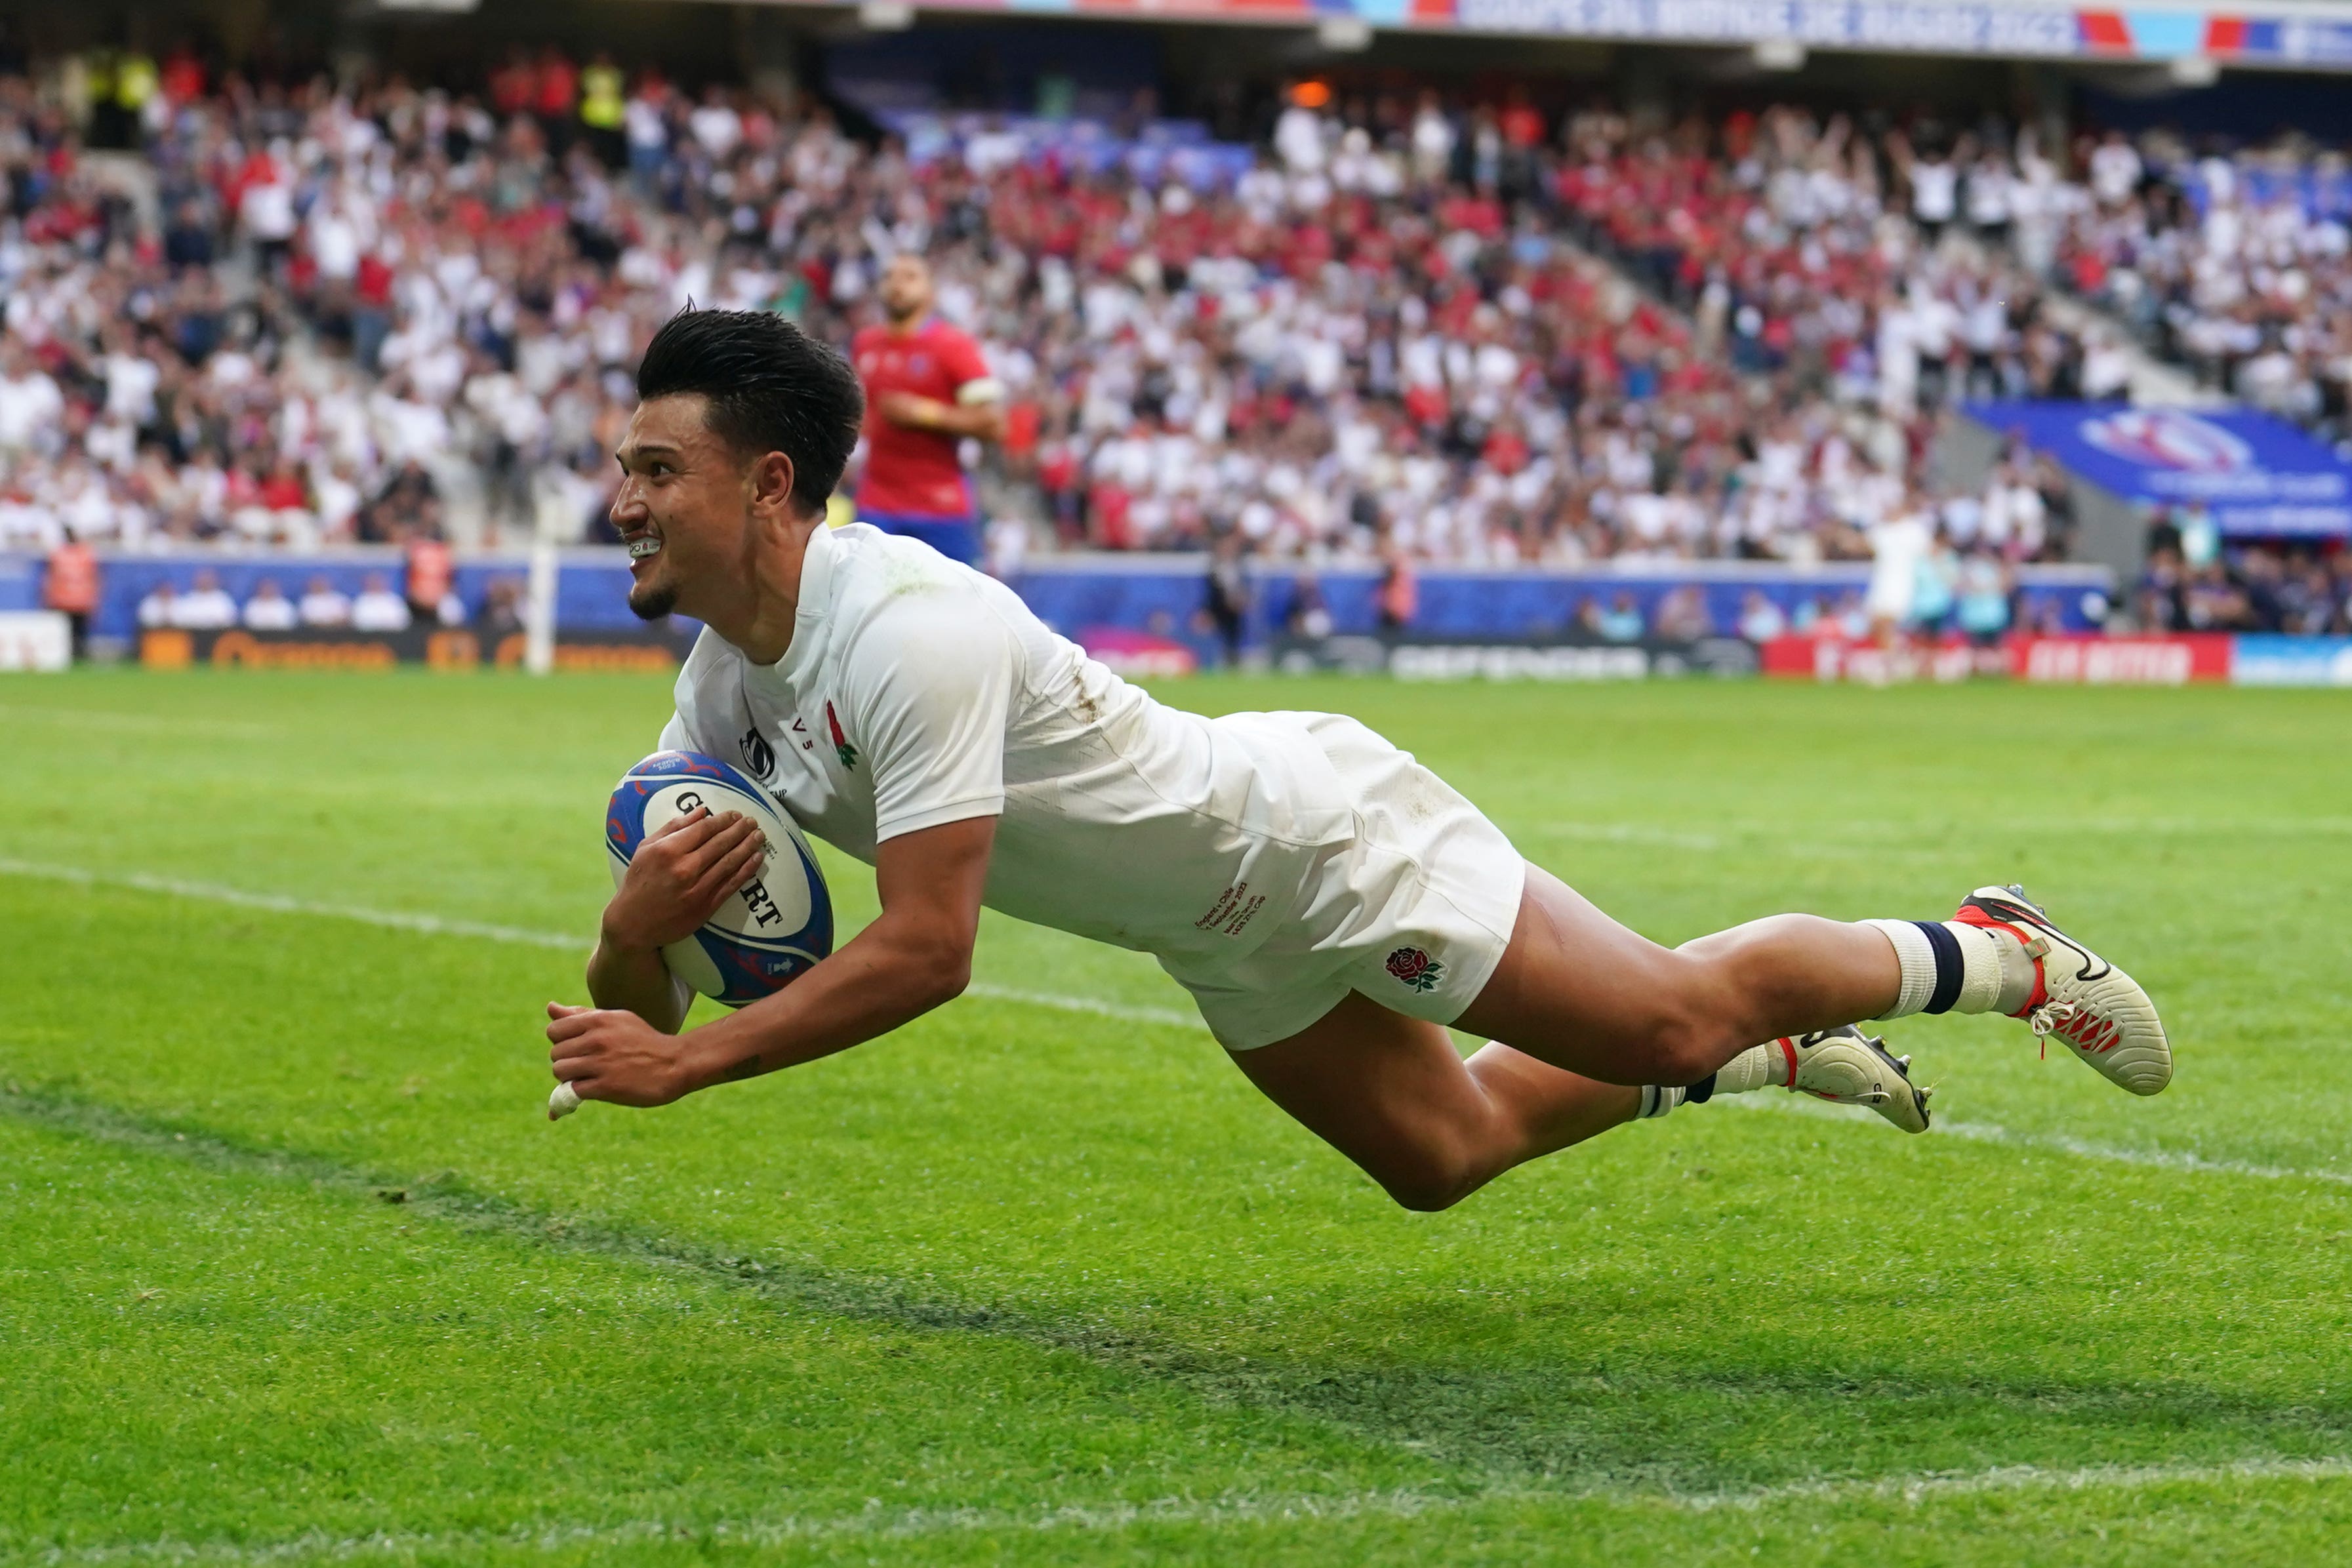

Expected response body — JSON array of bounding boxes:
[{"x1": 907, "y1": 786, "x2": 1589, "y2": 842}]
[
  {"x1": 1950, "y1": 885, "x2": 2172, "y2": 1096},
  {"x1": 1769, "y1": 1025, "x2": 1933, "y2": 1135}
]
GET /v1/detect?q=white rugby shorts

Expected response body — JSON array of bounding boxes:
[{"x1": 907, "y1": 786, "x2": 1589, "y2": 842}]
[{"x1": 1162, "y1": 713, "x2": 1526, "y2": 1051}]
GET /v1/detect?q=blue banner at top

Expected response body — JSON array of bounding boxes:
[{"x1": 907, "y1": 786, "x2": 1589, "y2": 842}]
[{"x1": 1964, "y1": 401, "x2": 2352, "y2": 538}]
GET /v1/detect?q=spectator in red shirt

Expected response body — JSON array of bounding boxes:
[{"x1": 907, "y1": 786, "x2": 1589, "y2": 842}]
[
  {"x1": 849, "y1": 252, "x2": 1005, "y2": 565},
  {"x1": 535, "y1": 48, "x2": 578, "y2": 151},
  {"x1": 489, "y1": 48, "x2": 536, "y2": 121}
]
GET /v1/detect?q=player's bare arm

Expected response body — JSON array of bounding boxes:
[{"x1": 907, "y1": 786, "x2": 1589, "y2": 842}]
[
  {"x1": 868, "y1": 251, "x2": 1005, "y2": 445},
  {"x1": 875, "y1": 389, "x2": 1006, "y2": 443},
  {"x1": 549, "y1": 815, "x2": 993, "y2": 1110}
]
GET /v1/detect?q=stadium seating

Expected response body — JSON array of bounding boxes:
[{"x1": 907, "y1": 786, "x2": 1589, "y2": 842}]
[{"x1": 0, "y1": 50, "x2": 2338, "y2": 635}]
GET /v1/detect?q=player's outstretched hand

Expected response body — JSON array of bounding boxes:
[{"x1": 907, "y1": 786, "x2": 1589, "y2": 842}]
[
  {"x1": 603, "y1": 805, "x2": 767, "y2": 951},
  {"x1": 546, "y1": 1001, "x2": 693, "y2": 1114}
]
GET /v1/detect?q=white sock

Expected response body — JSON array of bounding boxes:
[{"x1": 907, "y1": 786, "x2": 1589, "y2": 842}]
[
  {"x1": 1861, "y1": 919, "x2": 2034, "y2": 1018},
  {"x1": 1711, "y1": 1041, "x2": 1789, "y2": 1095},
  {"x1": 1641, "y1": 1041, "x2": 1785, "y2": 1117},
  {"x1": 1863, "y1": 919, "x2": 1940, "y2": 1017}
]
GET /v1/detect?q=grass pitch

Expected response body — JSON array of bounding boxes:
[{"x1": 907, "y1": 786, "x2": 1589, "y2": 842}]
[{"x1": 5, "y1": 671, "x2": 2351, "y2": 1565}]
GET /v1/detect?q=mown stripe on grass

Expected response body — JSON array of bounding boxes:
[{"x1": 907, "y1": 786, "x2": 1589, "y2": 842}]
[
  {"x1": 24, "y1": 1083, "x2": 2340, "y2": 1488},
  {"x1": 35, "y1": 1455, "x2": 2352, "y2": 1563},
  {"x1": 8, "y1": 855, "x2": 2347, "y2": 1192},
  {"x1": 0, "y1": 1083, "x2": 1158, "y2": 1356}
]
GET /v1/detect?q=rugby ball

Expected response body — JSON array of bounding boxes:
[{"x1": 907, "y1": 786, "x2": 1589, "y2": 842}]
[{"x1": 605, "y1": 750, "x2": 833, "y2": 1006}]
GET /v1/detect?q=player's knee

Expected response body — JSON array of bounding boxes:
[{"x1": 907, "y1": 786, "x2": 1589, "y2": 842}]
[
  {"x1": 1642, "y1": 1016, "x2": 1728, "y2": 1085},
  {"x1": 1631, "y1": 962, "x2": 1743, "y2": 1083},
  {"x1": 1373, "y1": 1144, "x2": 1484, "y2": 1213},
  {"x1": 1382, "y1": 1167, "x2": 1472, "y2": 1213}
]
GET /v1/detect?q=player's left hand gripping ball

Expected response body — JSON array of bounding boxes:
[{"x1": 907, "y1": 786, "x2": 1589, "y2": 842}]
[{"x1": 603, "y1": 750, "x2": 834, "y2": 1005}]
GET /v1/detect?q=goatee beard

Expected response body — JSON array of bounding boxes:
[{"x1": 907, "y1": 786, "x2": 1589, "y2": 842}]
[{"x1": 627, "y1": 579, "x2": 679, "y2": 621}]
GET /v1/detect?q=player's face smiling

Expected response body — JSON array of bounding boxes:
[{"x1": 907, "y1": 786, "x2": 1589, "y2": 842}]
[{"x1": 611, "y1": 395, "x2": 755, "y2": 622}]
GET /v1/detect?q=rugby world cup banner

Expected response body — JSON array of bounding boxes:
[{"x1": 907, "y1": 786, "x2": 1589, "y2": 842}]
[
  {"x1": 1964, "y1": 402, "x2": 2352, "y2": 539},
  {"x1": 902, "y1": 0, "x2": 2352, "y2": 69}
]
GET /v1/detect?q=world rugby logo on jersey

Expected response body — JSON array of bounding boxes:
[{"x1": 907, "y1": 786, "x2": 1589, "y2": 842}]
[
  {"x1": 2078, "y1": 410, "x2": 2252, "y2": 473},
  {"x1": 739, "y1": 725, "x2": 775, "y2": 782}
]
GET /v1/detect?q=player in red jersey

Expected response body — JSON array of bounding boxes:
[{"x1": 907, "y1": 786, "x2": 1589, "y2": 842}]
[{"x1": 849, "y1": 254, "x2": 1004, "y2": 565}]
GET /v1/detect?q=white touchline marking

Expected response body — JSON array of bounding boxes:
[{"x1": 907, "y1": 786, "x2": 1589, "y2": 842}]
[
  {"x1": 958, "y1": 982, "x2": 1202, "y2": 1030},
  {"x1": 1934, "y1": 1116, "x2": 2352, "y2": 1186},
  {"x1": 0, "y1": 858, "x2": 584, "y2": 951},
  {"x1": 1677, "y1": 1453, "x2": 2352, "y2": 1510},
  {"x1": 1724, "y1": 1091, "x2": 2352, "y2": 1187},
  {"x1": 0, "y1": 702, "x2": 280, "y2": 738},
  {"x1": 1531, "y1": 821, "x2": 1726, "y2": 851},
  {"x1": 1537, "y1": 814, "x2": 2352, "y2": 851},
  {"x1": 39, "y1": 1455, "x2": 2352, "y2": 1561},
  {"x1": 9, "y1": 856, "x2": 2352, "y2": 1188},
  {"x1": 0, "y1": 858, "x2": 1207, "y2": 1033}
]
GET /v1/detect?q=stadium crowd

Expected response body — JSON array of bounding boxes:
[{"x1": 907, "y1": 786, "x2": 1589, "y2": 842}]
[
  {"x1": 2044, "y1": 130, "x2": 2352, "y2": 439},
  {"x1": 0, "y1": 45, "x2": 2329, "y2": 585}
]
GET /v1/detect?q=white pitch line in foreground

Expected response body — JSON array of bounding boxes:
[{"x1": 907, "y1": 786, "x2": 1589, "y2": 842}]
[
  {"x1": 1678, "y1": 1452, "x2": 2352, "y2": 1511},
  {"x1": 0, "y1": 858, "x2": 581, "y2": 952},
  {"x1": 39, "y1": 1454, "x2": 2352, "y2": 1563},
  {"x1": 10, "y1": 855, "x2": 2352, "y2": 1190},
  {"x1": 1726, "y1": 1091, "x2": 2352, "y2": 1188},
  {"x1": 0, "y1": 858, "x2": 1205, "y2": 1031},
  {"x1": 0, "y1": 702, "x2": 281, "y2": 739}
]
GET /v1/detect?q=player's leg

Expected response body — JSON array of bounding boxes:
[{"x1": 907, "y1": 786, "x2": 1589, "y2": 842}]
[
  {"x1": 1227, "y1": 989, "x2": 1637, "y2": 1213},
  {"x1": 1452, "y1": 862, "x2": 1901, "y2": 1087},
  {"x1": 1228, "y1": 995, "x2": 1922, "y2": 1212},
  {"x1": 1457, "y1": 866, "x2": 2170, "y2": 1098}
]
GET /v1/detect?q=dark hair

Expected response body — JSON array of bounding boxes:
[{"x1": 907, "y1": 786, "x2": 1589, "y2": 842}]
[{"x1": 635, "y1": 308, "x2": 865, "y2": 515}]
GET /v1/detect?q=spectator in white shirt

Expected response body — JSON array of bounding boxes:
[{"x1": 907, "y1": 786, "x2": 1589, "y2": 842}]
[
  {"x1": 2090, "y1": 131, "x2": 2143, "y2": 209},
  {"x1": 172, "y1": 569, "x2": 240, "y2": 630},
  {"x1": 688, "y1": 88, "x2": 742, "y2": 159},
  {"x1": 2082, "y1": 332, "x2": 2134, "y2": 403},
  {"x1": 298, "y1": 574, "x2": 353, "y2": 626},
  {"x1": 0, "y1": 343, "x2": 65, "y2": 456},
  {"x1": 241, "y1": 577, "x2": 299, "y2": 631},
  {"x1": 1909, "y1": 154, "x2": 1958, "y2": 245},
  {"x1": 350, "y1": 572, "x2": 413, "y2": 631},
  {"x1": 1274, "y1": 100, "x2": 1328, "y2": 176},
  {"x1": 239, "y1": 144, "x2": 300, "y2": 274},
  {"x1": 136, "y1": 581, "x2": 180, "y2": 628},
  {"x1": 100, "y1": 329, "x2": 161, "y2": 426}
]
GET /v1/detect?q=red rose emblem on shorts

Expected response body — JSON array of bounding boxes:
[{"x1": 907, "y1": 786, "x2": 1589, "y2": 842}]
[{"x1": 1386, "y1": 946, "x2": 1444, "y2": 993}]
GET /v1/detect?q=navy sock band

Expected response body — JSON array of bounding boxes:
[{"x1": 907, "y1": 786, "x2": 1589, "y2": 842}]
[
  {"x1": 1684, "y1": 1072, "x2": 1717, "y2": 1104},
  {"x1": 1916, "y1": 920, "x2": 1964, "y2": 1015}
]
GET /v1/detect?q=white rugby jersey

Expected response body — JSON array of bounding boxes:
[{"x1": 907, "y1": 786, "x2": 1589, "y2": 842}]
[{"x1": 660, "y1": 522, "x2": 1352, "y2": 970}]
